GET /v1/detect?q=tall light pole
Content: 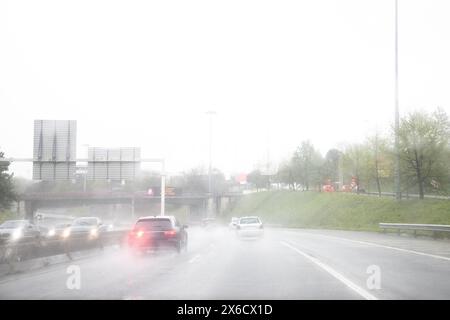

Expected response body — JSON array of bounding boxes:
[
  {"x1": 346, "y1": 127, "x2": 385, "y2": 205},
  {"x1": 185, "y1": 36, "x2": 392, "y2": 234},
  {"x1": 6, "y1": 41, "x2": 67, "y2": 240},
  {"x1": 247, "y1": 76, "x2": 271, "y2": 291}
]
[
  {"x1": 394, "y1": 0, "x2": 401, "y2": 200},
  {"x1": 159, "y1": 160, "x2": 165, "y2": 216},
  {"x1": 205, "y1": 110, "x2": 216, "y2": 197},
  {"x1": 82, "y1": 144, "x2": 89, "y2": 192}
]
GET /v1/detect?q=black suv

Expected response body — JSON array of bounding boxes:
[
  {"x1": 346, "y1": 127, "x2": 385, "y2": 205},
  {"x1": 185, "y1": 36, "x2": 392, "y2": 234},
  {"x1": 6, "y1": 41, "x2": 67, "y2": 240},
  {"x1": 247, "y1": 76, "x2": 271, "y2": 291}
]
[{"x1": 127, "y1": 216, "x2": 188, "y2": 253}]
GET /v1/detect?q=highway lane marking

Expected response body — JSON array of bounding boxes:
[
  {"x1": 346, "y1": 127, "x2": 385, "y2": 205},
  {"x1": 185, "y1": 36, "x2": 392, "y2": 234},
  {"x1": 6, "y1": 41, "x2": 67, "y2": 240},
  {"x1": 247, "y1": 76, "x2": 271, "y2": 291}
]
[
  {"x1": 287, "y1": 231, "x2": 450, "y2": 262},
  {"x1": 280, "y1": 241, "x2": 378, "y2": 300},
  {"x1": 188, "y1": 254, "x2": 201, "y2": 264}
]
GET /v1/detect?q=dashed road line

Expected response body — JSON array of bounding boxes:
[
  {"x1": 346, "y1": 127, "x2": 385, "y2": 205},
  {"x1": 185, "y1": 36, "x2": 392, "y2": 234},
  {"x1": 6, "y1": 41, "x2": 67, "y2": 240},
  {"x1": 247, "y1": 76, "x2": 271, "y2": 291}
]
[{"x1": 188, "y1": 254, "x2": 201, "y2": 264}]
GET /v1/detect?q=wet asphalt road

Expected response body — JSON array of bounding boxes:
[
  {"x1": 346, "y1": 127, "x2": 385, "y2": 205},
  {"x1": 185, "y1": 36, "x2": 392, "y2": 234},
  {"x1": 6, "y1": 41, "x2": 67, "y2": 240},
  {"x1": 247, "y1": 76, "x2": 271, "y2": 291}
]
[{"x1": 0, "y1": 226, "x2": 449, "y2": 299}]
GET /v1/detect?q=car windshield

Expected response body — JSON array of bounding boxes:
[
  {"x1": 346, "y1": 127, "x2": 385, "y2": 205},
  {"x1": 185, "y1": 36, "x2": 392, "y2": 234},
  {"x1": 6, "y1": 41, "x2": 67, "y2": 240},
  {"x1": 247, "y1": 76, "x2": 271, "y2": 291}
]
[
  {"x1": 2, "y1": 0, "x2": 450, "y2": 303},
  {"x1": 0, "y1": 221, "x2": 27, "y2": 229},
  {"x1": 135, "y1": 219, "x2": 172, "y2": 231},
  {"x1": 239, "y1": 218, "x2": 260, "y2": 224},
  {"x1": 72, "y1": 218, "x2": 97, "y2": 226}
]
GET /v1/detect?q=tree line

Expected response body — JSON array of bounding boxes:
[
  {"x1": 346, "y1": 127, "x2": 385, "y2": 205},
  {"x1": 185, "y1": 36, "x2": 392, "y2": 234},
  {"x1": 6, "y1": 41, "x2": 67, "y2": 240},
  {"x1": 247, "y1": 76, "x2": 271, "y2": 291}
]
[
  {"x1": 1, "y1": 108, "x2": 449, "y2": 211},
  {"x1": 248, "y1": 108, "x2": 450, "y2": 199}
]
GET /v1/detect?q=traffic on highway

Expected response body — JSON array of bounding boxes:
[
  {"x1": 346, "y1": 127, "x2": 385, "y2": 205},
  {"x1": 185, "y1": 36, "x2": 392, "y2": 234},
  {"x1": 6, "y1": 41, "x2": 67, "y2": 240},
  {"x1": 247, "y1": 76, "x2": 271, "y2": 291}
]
[
  {"x1": 1, "y1": 214, "x2": 450, "y2": 300},
  {"x1": 1, "y1": 1, "x2": 450, "y2": 314}
]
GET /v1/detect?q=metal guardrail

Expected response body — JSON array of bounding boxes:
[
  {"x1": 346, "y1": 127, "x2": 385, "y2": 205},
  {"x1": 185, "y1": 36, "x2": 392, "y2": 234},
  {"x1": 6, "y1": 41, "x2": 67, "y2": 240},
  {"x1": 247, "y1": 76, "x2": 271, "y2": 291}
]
[
  {"x1": 366, "y1": 192, "x2": 450, "y2": 200},
  {"x1": 0, "y1": 230, "x2": 129, "y2": 270},
  {"x1": 379, "y1": 223, "x2": 450, "y2": 237}
]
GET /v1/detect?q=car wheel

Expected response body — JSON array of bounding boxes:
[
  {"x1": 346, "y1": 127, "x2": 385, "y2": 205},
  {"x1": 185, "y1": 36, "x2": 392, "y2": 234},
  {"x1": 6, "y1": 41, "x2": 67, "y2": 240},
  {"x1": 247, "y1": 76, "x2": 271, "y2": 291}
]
[{"x1": 176, "y1": 241, "x2": 182, "y2": 253}]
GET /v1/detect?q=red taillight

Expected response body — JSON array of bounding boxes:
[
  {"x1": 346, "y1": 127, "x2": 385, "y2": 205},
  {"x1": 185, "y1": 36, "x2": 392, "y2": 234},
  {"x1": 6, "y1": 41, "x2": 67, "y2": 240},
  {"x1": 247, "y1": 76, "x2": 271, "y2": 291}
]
[
  {"x1": 164, "y1": 229, "x2": 177, "y2": 237},
  {"x1": 136, "y1": 230, "x2": 144, "y2": 238}
]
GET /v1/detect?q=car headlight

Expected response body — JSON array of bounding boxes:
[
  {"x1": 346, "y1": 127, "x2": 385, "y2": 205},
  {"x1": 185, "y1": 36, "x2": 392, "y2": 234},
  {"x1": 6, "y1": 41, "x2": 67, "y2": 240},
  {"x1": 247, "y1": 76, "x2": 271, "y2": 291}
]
[
  {"x1": 47, "y1": 229, "x2": 56, "y2": 237},
  {"x1": 90, "y1": 228, "x2": 98, "y2": 237},
  {"x1": 11, "y1": 229, "x2": 23, "y2": 241},
  {"x1": 62, "y1": 228, "x2": 71, "y2": 238}
]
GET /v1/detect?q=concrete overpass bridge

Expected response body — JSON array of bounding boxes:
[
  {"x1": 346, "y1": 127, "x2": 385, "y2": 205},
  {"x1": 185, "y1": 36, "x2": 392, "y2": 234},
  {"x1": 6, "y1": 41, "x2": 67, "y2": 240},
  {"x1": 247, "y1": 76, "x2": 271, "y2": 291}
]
[{"x1": 19, "y1": 191, "x2": 243, "y2": 221}]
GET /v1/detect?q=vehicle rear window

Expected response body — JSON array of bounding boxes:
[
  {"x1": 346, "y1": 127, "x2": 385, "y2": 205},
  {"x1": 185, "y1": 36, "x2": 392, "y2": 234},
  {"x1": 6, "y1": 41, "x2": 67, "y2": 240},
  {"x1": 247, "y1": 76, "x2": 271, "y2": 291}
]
[
  {"x1": 73, "y1": 218, "x2": 97, "y2": 226},
  {"x1": 239, "y1": 218, "x2": 260, "y2": 224},
  {"x1": 135, "y1": 219, "x2": 173, "y2": 230}
]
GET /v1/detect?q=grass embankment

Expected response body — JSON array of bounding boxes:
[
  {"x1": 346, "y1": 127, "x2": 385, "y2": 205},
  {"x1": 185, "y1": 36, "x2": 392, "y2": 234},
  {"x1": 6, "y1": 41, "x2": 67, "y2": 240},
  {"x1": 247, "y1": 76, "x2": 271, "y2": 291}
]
[
  {"x1": 0, "y1": 210, "x2": 16, "y2": 224},
  {"x1": 227, "y1": 191, "x2": 450, "y2": 232}
]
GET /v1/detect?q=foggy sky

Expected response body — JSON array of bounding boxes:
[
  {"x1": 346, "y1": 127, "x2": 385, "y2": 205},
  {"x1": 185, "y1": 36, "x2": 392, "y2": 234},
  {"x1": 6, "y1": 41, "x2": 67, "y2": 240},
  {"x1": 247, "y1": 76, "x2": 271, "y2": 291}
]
[{"x1": 1, "y1": 0, "x2": 449, "y2": 179}]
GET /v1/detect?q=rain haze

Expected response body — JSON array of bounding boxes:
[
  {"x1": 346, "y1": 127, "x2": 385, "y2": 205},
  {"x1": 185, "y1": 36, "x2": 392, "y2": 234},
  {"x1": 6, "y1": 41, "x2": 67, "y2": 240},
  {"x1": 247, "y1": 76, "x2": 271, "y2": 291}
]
[
  {"x1": 1, "y1": 0, "x2": 449, "y2": 177},
  {"x1": 1, "y1": 0, "x2": 450, "y2": 304}
]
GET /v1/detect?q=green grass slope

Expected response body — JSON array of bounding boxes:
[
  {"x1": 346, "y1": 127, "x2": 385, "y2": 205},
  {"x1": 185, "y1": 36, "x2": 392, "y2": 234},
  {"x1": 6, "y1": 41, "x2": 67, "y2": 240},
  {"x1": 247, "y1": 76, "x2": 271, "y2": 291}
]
[{"x1": 227, "y1": 191, "x2": 450, "y2": 231}]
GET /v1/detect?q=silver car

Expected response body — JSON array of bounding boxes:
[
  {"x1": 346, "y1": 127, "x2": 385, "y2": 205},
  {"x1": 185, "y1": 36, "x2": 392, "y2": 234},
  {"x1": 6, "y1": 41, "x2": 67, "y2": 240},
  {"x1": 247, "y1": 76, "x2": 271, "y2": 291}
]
[
  {"x1": 236, "y1": 216, "x2": 264, "y2": 239},
  {"x1": 63, "y1": 217, "x2": 106, "y2": 240},
  {"x1": 0, "y1": 220, "x2": 41, "y2": 244}
]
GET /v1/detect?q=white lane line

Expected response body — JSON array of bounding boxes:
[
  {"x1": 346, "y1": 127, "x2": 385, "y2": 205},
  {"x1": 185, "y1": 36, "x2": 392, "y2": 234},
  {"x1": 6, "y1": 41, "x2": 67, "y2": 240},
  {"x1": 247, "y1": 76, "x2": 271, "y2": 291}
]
[
  {"x1": 286, "y1": 231, "x2": 450, "y2": 262},
  {"x1": 188, "y1": 254, "x2": 201, "y2": 264},
  {"x1": 280, "y1": 240, "x2": 378, "y2": 300}
]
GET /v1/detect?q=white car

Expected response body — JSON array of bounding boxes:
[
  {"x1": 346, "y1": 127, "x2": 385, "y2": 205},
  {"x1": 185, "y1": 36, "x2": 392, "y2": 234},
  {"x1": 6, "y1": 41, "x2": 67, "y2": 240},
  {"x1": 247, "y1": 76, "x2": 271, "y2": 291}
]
[
  {"x1": 236, "y1": 216, "x2": 264, "y2": 239},
  {"x1": 229, "y1": 217, "x2": 240, "y2": 229}
]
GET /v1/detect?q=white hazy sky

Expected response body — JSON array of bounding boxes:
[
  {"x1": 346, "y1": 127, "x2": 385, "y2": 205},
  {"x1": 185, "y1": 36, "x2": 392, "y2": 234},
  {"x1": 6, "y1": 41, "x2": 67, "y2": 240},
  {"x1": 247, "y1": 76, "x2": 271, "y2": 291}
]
[{"x1": 1, "y1": 0, "x2": 450, "y2": 178}]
